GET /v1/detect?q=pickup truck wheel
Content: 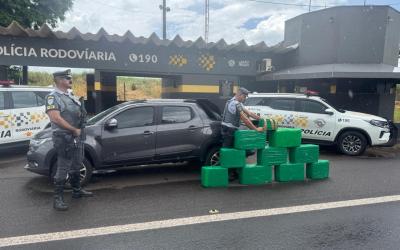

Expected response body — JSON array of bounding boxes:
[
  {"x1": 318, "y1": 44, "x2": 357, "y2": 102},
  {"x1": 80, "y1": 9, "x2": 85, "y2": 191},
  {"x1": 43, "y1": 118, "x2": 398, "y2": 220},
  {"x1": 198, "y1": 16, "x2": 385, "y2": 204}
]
[
  {"x1": 50, "y1": 158, "x2": 93, "y2": 187},
  {"x1": 337, "y1": 131, "x2": 367, "y2": 156},
  {"x1": 204, "y1": 147, "x2": 220, "y2": 166}
]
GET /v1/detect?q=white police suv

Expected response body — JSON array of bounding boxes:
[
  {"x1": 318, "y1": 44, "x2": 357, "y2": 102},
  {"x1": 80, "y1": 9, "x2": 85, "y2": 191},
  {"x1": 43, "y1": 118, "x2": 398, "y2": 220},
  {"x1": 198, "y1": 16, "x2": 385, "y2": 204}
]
[
  {"x1": 0, "y1": 81, "x2": 52, "y2": 150},
  {"x1": 245, "y1": 92, "x2": 397, "y2": 156}
]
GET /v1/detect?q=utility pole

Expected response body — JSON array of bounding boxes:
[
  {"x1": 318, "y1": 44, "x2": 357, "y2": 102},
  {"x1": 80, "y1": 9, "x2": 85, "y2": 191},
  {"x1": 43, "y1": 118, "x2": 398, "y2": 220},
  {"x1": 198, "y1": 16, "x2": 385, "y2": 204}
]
[
  {"x1": 364, "y1": 0, "x2": 367, "y2": 6},
  {"x1": 159, "y1": 0, "x2": 170, "y2": 40},
  {"x1": 309, "y1": 0, "x2": 311, "y2": 12},
  {"x1": 205, "y1": 0, "x2": 209, "y2": 43}
]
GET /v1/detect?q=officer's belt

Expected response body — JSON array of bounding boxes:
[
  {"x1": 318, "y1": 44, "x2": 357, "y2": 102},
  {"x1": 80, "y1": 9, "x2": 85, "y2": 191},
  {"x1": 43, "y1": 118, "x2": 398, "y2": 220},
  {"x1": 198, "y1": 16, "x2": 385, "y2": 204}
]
[{"x1": 53, "y1": 131, "x2": 73, "y2": 136}]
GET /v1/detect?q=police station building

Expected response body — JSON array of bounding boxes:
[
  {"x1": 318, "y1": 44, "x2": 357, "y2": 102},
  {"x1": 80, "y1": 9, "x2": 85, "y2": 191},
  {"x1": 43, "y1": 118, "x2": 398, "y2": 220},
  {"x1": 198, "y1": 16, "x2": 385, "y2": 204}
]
[{"x1": 0, "y1": 5, "x2": 399, "y2": 124}]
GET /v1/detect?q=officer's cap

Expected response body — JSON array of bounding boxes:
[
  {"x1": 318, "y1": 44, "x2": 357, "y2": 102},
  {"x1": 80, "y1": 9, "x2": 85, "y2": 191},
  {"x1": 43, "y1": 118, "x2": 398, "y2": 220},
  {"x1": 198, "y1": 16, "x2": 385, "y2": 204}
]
[
  {"x1": 238, "y1": 87, "x2": 250, "y2": 96},
  {"x1": 53, "y1": 69, "x2": 72, "y2": 78}
]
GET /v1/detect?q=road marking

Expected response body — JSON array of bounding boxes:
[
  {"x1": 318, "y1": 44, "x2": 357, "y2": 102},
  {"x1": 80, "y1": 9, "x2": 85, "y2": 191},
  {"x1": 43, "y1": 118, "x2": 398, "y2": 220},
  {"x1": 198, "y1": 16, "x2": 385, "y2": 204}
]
[{"x1": 1, "y1": 194, "x2": 400, "y2": 247}]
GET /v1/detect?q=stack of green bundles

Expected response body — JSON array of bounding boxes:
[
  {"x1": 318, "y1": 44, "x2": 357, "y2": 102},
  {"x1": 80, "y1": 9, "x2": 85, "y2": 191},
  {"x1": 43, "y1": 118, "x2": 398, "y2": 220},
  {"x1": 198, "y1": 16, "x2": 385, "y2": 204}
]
[
  {"x1": 201, "y1": 124, "x2": 330, "y2": 188},
  {"x1": 234, "y1": 129, "x2": 273, "y2": 185},
  {"x1": 258, "y1": 127, "x2": 330, "y2": 182},
  {"x1": 201, "y1": 129, "x2": 269, "y2": 187},
  {"x1": 201, "y1": 147, "x2": 247, "y2": 187}
]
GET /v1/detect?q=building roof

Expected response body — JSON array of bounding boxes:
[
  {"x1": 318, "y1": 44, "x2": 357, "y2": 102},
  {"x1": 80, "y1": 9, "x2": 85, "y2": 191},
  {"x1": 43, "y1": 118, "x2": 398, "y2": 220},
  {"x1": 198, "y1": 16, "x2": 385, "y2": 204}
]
[
  {"x1": 0, "y1": 21, "x2": 295, "y2": 54},
  {"x1": 258, "y1": 63, "x2": 400, "y2": 80}
]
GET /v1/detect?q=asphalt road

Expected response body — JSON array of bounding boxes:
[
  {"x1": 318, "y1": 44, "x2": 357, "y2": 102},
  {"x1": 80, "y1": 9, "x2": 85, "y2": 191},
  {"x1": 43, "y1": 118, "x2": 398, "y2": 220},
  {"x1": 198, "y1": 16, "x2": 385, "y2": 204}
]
[{"x1": 1, "y1": 147, "x2": 400, "y2": 249}]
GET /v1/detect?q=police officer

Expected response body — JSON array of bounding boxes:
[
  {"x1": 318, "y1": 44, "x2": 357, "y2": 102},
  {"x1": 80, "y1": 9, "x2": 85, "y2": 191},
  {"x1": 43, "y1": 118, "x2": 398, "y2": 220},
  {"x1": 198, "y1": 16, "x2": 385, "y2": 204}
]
[
  {"x1": 45, "y1": 69, "x2": 93, "y2": 211},
  {"x1": 221, "y1": 87, "x2": 265, "y2": 146},
  {"x1": 221, "y1": 87, "x2": 265, "y2": 180}
]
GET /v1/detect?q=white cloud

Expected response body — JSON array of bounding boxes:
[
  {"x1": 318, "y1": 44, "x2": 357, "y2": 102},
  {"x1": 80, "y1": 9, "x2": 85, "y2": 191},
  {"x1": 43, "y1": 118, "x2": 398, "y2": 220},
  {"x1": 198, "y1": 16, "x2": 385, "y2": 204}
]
[
  {"x1": 55, "y1": 0, "x2": 350, "y2": 46},
  {"x1": 30, "y1": 0, "x2": 353, "y2": 72}
]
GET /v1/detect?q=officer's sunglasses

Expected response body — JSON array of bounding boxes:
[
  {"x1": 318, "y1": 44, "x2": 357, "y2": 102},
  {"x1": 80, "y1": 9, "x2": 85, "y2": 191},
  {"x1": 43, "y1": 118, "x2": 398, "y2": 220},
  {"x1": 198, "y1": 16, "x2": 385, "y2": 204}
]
[{"x1": 63, "y1": 76, "x2": 72, "y2": 81}]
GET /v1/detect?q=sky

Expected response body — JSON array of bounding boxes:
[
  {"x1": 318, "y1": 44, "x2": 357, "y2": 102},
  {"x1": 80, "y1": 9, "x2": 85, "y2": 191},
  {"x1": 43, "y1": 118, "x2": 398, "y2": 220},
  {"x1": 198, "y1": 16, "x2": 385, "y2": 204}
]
[{"x1": 30, "y1": 0, "x2": 400, "y2": 72}]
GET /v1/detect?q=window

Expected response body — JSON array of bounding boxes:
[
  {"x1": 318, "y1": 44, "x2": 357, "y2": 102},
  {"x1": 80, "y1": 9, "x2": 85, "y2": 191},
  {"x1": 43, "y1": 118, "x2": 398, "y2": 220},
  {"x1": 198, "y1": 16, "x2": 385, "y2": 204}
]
[
  {"x1": 87, "y1": 105, "x2": 121, "y2": 125},
  {"x1": 35, "y1": 91, "x2": 49, "y2": 106},
  {"x1": 269, "y1": 98, "x2": 296, "y2": 111},
  {"x1": 162, "y1": 106, "x2": 192, "y2": 124},
  {"x1": 244, "y1": 97, "x2": 270, "y2": 106},
  {"x1": 12, "y1": 91, "x2": 39, "y2": 109},
  {"x1": 298, "y1": 100, "x2": 327, "y2": 114},
  {"x1": 114, "y1": 107, "x2": 154, "y2": 128},
  {"x1": 0, "y1": 92, "x2": 5, "y2": 109}
]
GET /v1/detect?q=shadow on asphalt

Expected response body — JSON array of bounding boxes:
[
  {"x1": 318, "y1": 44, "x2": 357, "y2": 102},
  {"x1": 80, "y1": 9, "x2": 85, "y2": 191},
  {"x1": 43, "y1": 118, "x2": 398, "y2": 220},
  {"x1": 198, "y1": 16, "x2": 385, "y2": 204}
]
[{"x1": 24, "y1": 162, "x2": 201, "y2": 194}]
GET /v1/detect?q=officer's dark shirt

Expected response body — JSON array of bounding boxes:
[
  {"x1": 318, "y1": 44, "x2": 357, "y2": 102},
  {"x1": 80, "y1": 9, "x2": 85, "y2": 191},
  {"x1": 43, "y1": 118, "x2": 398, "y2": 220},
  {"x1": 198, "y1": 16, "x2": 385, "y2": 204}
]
[
  {"x1": 45, "y1": 88, "x2": 81, "y2": 133},
  {"x1": 221, "y1": 97, "x2": 244, "y2": 129}
]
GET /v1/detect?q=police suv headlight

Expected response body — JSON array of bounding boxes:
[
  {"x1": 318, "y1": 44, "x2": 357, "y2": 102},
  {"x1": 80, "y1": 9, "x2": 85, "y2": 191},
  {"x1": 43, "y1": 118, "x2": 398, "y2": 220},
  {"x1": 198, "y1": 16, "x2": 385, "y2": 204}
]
[{"x1": 369, "y1": 119, "x2": 389, "y2": 129}]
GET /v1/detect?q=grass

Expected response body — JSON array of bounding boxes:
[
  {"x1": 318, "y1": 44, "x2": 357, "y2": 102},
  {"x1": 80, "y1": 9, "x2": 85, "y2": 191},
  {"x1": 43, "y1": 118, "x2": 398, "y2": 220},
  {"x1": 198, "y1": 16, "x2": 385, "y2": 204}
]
[
  {"x1": 394, "y1": 101, "x2": 400, "y2": 123},
  {"x1": 116, "y1": 76, "x2": 161, "y2": 101},
  {"x1": 26, "y1": 72, "x2": 161, "y2": 100}
]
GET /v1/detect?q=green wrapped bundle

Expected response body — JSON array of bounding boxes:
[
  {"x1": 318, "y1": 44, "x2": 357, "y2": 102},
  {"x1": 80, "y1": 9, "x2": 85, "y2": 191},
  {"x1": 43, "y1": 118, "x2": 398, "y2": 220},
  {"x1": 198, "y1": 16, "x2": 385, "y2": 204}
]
[
  {"x1": 234, "y1": 130, "x2": 266, "y2": 150},
  {"x1": 258, "y1": 118, "x2": 278, "y2": 131},
  {"x1": 289, "y1": 144, "x2": 319, "y2": 163},
  {"x1": 264, "y1": 118, "x2": 278, "y2": 131},
  {"x1": 306, "y1": 160, "x2": 330, "y2": 179},
  {"x1": 257, "y1": 145, "x2": 287, "y2": 166},
  {"x1": 201, "y1": 166, "x2": 228, "y2": 187},
  {"x1": 269, "y1": 128, "x2": 302, "y2": 148},
  {"x1": 239, "y1": 164, "x2": 272, "y2": 185},
  {"x1": 220, "y1": 148, "x2": 246, "y2": 168},
  {"x1": 275, "y1": 163, "x2": 304, "y2": 182}
]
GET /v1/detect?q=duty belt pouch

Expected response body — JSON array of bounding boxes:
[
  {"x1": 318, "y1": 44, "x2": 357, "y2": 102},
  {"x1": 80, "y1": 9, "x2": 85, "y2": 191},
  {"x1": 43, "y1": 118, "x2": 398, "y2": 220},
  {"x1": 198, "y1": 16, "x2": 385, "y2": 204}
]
[{"x1": 53, "y1": 133, "x2": 75, "y2": 158}]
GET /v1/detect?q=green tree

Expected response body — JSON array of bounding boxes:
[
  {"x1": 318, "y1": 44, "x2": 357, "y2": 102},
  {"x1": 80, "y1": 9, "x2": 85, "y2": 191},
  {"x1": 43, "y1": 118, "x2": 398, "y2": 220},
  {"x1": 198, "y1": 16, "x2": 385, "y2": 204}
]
[
  {"x1": 0, "y1": 0, "x2": 73, "y2": 29},
  {"x1": 0, "y1": 0, "x2": 74, "y2": 83}
]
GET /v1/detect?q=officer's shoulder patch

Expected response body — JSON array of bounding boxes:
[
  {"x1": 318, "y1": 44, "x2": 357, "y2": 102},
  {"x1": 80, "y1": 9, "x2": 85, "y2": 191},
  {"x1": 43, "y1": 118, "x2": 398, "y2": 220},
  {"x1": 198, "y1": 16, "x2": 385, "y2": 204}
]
[
  {"x1": 46, "y1": 94, "x2": 59, "y2": 111},
  {"x1": 46, "y1": 95, "x2": 55, "y2": 105}
]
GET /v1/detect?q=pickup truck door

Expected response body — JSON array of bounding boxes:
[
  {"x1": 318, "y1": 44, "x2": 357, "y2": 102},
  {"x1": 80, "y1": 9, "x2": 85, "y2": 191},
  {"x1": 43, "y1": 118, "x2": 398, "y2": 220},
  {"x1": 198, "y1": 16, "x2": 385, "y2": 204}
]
[
  {"x1": 101, "y1": 106, "x2": 156, "y2": 164},
  {"x1": 155, "y1": 105, "x2": 204, "y2": 160}
]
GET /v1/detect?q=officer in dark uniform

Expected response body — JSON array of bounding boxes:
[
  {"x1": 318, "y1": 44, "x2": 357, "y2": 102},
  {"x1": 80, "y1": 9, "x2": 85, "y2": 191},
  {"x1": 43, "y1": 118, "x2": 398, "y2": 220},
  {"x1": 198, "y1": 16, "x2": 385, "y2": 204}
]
[
  {"x1": 221, "y1": 87, "x2": 264, "y2": 147},
  {"x1": 221, "y1": 87, "x2": 265, "y2": 180},
  {"x1": 45, "y1": 69, "x2": 93, "y2": 211}
]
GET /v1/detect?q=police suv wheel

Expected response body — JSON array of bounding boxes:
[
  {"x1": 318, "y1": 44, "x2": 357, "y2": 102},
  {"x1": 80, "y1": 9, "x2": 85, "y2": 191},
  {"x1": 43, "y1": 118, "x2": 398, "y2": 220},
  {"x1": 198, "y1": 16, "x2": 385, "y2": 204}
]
[
  {"x1": 337, "y1": 131, "x2": 367, "y2": 156},
  {"x1": 50, "y1": 158, "x2": 93, "y2": 187},
  {"x1": 205, "y1": 147, "x2": 220, "y2": 166}
]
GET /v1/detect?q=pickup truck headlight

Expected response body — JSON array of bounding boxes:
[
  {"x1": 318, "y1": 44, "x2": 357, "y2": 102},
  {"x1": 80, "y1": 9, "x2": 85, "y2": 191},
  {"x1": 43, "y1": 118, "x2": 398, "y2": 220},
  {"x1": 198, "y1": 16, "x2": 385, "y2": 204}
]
[
  {"x1": 369, "y1": 119, "x2": 389, "y2": 129},
  {"x1": 30, "y1": 137, "x2": 52, "y2": 148}
]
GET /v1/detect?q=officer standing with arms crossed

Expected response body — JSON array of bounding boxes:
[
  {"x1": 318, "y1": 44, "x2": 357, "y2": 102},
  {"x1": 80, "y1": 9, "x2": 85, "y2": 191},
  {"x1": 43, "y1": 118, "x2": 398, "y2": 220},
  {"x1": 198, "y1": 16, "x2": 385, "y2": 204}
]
[
  {"x1": 221, "y1": 87, "x2": 265, "y2": 180},
  {"x1": 45, "y1": 69, "x2": 93, "y2": 211}
]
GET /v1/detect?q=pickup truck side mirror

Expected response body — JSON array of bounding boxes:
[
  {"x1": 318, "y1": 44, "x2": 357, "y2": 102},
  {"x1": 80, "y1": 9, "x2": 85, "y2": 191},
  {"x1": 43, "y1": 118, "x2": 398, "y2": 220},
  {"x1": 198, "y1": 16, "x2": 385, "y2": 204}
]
[
  {"x1": 105, "y1": 118, "x2": 118, "y2": 129},
  {"x1": 324, "y1": 108, "x2": 334, "y2": 115}
]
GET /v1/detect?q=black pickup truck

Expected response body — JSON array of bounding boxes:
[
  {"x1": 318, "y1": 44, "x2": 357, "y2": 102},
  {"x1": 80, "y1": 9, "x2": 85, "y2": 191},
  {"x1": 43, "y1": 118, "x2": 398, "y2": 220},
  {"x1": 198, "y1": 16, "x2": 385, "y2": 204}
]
[{"x1": 26, "y1": 99, "x2": 222, "y2": 185}]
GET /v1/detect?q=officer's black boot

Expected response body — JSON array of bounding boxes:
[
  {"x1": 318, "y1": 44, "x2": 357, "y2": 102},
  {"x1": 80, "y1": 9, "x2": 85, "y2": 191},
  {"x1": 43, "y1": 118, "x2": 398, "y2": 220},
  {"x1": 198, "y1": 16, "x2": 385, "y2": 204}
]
[
  {"x1": 53, "y1": 181, "x2": 68, "y2": 211},
  {"x1": 70, "y1": 174, "x2": 93, "y2": 198}
]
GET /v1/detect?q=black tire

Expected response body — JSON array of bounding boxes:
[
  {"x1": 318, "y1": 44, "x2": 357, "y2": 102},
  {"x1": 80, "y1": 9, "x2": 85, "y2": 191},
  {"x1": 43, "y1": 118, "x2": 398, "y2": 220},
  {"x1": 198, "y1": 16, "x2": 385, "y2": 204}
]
[
  {"x1": 337, "y1": 131, "x2": 367, "y2": 156},
  {"x1": 204, "y1": 147, "x2": 220, "y2": 166},
  {"x1": 50, "y1": 157, "x2": 93, "y2": 187}
]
